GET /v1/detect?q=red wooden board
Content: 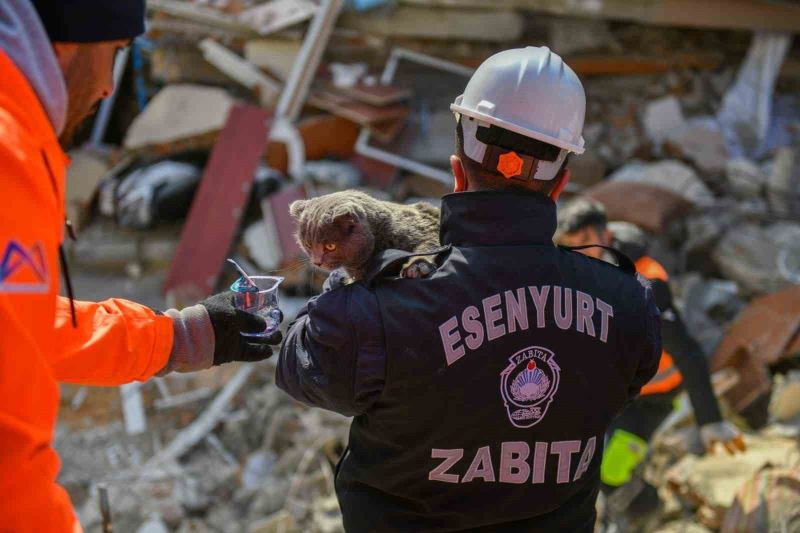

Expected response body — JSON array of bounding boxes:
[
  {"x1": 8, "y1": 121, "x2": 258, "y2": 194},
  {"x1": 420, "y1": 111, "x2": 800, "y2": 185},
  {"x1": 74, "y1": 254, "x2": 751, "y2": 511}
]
[
  {"x1": 268, "y1": 184, "x2": 305, "y2": 261},
  {"x1": 164, "y1": 104, "x2": 271, "y2": 301}
]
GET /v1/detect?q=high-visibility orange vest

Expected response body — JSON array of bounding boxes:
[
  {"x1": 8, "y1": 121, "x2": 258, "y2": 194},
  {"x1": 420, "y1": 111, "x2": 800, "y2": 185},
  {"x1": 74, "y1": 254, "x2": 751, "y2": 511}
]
[
  {"x1": 0, "y1": 50, "x2": 173, "y2": 532},
  {"x1": 635, "y1": 256, "x2": 683, "y2": 395}
]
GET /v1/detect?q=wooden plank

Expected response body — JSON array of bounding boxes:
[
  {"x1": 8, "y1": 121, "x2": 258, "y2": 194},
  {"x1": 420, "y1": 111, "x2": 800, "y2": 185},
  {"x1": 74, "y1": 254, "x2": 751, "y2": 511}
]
[
  {"x1": 308, "y1": 90, "x2": 410, "y2": 126},
  {"x1": 399, "y1": 0, "x2": 800, "y2": 32},
  {"x1": 321, "y1": 81, "x2": 412, "y2": 107},
  {"x1": 239, "y1": 0, "x2": 318, "y2": 36},
  {"x1": 164, "y1": 105, "x2": 270, "y2": 301},
  {"x1": 265, "y1": 185, "x2": 306, "y2": 262},
  {"x1": 338, "y1": 6, "x2": 524, "y2": 41}
]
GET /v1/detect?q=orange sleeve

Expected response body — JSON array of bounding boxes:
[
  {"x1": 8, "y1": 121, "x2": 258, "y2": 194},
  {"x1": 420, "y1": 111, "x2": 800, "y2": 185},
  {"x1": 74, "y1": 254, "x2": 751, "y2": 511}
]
[{"x1": 50, "y1": 297, "x2": 174, "y2": 385}]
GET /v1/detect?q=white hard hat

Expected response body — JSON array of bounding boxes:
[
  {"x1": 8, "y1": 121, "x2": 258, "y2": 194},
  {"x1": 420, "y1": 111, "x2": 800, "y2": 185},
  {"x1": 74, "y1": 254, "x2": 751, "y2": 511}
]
[{"x1": 451, "y1": 46, "x2": 586, "y2": 181}]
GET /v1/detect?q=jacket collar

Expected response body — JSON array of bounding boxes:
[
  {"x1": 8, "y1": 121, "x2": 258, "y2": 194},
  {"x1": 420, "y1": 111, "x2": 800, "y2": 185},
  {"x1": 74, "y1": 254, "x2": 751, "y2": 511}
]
[{"x1": 440, "y1": 190, "x2": 557, "y2": 247}]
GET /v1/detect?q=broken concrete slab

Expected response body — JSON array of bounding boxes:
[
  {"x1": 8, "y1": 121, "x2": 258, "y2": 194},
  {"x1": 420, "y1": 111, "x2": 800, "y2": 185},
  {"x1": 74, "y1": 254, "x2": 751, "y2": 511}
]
[
  {"x1": 244, "y1": 38, "x2": 302, "y2": 81},
  {"x1": 642, "y1": 96, "x2": 686, "y2": 146},
  {"x1": 767, "y1": 145, "x2": 800, "y2": 219},
  {"x1": 720, "y1": 466, "x2": 800, "y2": 533},
  {"x1": 711, "y1": 284, "x2": 800, "y2": 376},
  {"x1": 712, "y1": 224, "x2": 800, "y2": 295},
  {"x1": 771, "y1": 370, "x2": 800, "y2": 423},
  {"x1": 548, "y1": 17, "x2": 619, "y2": 56},
  {"x1": 338, "y1": 5, "x2": 524, "y2": 41},
  {"x1": 664, "y1": 119, "x2": 729, "y2": 176},
  {"x1": 567, "y1": 150, "x2": 606, "y2": 190},
  {"x1": 401, "y1": 0, "x2": 800, "y2": 33},
  {"x1": 124, "y1": 85, "x2": 235, "y2": 152},
  {"x1": 150, "y1": 43, "x2": 233, "y2": 85},
  {"x1": 198, "y1": 39, "x2": 280, "y2": 107},
  {"x1": 238, "y1": 0, "x2": 318, "y2": 36},
  {"x1": 607, "y1": 159, "x2": 715, "y2": 206},
  {"x1": 65, "y1": 149, "x2": 111, "y2": 231},
  {"x1": 665, "y1": 434, "x2": 799, "y2": 529},
  {"x1": 585, "y1": 181, "x2": 693, "y2": 234},
  {"x1": 725, "y1": 157, "x2": 768, "y2": 199}
]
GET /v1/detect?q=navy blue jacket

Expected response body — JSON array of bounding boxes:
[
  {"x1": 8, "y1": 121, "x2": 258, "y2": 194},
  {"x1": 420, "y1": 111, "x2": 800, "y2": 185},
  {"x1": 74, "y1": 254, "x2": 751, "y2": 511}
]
[{"x1": 277, "y1": 190, "x2": 661, "y2": 532}]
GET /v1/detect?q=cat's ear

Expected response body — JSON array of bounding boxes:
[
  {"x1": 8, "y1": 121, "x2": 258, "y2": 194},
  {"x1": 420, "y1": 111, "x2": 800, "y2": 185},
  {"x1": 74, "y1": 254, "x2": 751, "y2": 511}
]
[{"x1": 289, "y1": 200, "x2": 308, "y2": 220}]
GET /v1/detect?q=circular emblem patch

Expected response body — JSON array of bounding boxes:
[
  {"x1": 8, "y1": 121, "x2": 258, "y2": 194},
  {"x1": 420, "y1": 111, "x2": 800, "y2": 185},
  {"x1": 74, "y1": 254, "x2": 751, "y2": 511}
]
[{"x1": 500, "y1": 346, "x2": 560, "y2": 428}]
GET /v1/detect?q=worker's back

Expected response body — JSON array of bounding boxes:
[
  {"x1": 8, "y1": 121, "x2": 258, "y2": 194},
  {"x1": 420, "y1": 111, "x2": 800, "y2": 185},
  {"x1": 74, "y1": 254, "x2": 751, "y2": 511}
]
[{"x1": 335, "y1": 191, "x2": 661, "y2": 532}]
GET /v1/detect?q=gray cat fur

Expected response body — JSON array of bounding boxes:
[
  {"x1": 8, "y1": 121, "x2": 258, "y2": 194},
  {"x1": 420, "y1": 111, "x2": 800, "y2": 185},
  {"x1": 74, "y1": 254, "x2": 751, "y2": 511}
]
[{"x1": 289, "y1": 190, "x2": 440, "y2": 280}]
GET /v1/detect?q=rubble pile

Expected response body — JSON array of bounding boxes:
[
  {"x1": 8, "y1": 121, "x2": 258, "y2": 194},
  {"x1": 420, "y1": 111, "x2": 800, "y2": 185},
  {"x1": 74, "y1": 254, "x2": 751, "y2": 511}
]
[{"x1": 58, "y1": 0, "x2": 800, "y2": 531}]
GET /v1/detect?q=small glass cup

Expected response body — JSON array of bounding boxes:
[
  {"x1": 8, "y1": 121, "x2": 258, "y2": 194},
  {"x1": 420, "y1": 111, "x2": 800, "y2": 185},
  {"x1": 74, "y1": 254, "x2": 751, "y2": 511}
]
[{"x1": 231, "y1": 276, "x2": 285, "y2": 337}]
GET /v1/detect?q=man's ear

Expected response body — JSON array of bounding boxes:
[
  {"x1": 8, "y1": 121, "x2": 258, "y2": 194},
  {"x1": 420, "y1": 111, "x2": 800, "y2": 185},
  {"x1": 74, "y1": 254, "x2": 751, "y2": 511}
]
[
  {"x1": 289, "y1": 200, "x2": 308, "y2": 220},
  {"x1": 549, "y1": 168, "x2": 571, "y2": 202},
  {"x1": 451, "y1": 155, "x2": 468, "y2": 192}
]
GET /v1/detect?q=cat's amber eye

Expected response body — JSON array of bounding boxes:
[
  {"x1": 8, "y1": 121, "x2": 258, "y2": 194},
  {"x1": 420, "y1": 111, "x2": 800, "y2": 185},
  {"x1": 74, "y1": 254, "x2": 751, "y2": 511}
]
[{"x1": 324, "y1": 243, "x2": 337, "y2": 252}]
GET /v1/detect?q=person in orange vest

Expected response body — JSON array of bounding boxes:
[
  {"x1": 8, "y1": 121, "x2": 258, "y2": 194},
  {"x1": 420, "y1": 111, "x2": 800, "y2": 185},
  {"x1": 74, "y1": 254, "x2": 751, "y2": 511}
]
[
  {"x1": 0, "y1": 2, "x2": 281, "y2": 531},
  {"x1": 555, "y1": 198, "x2": 745, "y2": 527}
]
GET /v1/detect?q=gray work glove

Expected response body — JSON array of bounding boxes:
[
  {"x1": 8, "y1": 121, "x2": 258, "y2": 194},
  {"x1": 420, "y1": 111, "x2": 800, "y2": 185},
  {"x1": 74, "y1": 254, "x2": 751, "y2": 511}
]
[
  {"x1": 160, "y1": 291, "x2": 283, "y2": 374},
  {"x1": 699, "y1": 421, "x2": 746, "y2": 455}
]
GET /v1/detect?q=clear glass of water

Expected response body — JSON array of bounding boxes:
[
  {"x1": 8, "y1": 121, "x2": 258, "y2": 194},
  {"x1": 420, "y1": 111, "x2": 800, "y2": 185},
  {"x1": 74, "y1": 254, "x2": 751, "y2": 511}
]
[{"x1": 231, "y1": 275, "x2": 285, "y2": 337}]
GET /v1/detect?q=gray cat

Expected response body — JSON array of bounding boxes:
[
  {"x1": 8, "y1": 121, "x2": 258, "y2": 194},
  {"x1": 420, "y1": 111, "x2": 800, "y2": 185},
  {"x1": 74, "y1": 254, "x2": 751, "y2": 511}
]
[{"x1": 289, "y1": 190, "x2": 440, "y2": 282}]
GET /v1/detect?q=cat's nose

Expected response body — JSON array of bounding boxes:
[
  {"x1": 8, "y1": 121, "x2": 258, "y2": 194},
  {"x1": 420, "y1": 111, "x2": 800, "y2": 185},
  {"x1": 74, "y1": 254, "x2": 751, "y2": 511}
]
[{"x1": 313, "y1": 260, "x2": 323, "y2": 267}]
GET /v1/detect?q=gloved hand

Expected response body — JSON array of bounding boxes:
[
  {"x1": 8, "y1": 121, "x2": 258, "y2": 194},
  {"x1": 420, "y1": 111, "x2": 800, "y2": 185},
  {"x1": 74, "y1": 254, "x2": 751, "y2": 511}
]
[
  {"x1": 160, "y1": 291, "x2": 283, "y2": 374},
  {"x1": 200, "y1": 291, "x2": 283, "y2": 365},
  {"x1": 700, "y1": 421, "x2": 746, "y2": 455}
]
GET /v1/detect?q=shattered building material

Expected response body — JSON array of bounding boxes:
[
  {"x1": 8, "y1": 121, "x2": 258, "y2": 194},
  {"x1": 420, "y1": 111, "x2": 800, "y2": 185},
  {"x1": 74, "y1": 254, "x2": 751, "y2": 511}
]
[
  {"x1": 607, "y1": 160, "x2": 715, "y2": 206},
  {"x1": 767, "y1": 145, "x2": 800, "y2": 219},
  {"x1": 238, "y1": 0, "x2": 318, "y2": 36},
  {"x1": 123, "y1": 85, "x2": 235, "y2": 153},
  {"x1": 642, "y1": 95, "x2": 686, "y2": 147},
  {"x1": 164, "y1": 104, "x2": 271, "y2": 303},
  {"x1": 244, "y1": 38, "x2": 303, "y2": 81},
  {"x1": 720, "y1": 466, "x2": 800, "y2": 533},
  {"x1": 65, "y1": 149, "x2": 112, "y2": 232},
  {"x1": 197, "y1": 39, "x2": 281, "y2": 106},
  {"x1": 665, "y1": 434, "x2": 799, "y2": 529},
  {"x1": 710, "y1": 285, "x2": 800, "y2": 425},
  {"x1": 585, "y1": 181, "x2": 693, "y2": 235},
  {"x1": 712, "y1": 224, "x2": 800, "y2": 295},
  {"x1": 338, "y1": 6, "x2": 524, "y2": 42}
]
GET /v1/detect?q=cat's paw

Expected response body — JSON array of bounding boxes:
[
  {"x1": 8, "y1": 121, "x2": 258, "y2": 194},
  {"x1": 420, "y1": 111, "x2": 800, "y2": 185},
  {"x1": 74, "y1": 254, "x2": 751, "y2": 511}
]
[{"x1": 400, "y1": 257, "x2": 436, "y2": 279}]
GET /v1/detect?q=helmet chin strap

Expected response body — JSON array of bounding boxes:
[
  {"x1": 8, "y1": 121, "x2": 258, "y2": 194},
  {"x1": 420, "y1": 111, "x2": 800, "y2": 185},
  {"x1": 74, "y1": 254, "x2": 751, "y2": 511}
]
[{"x1": 459, "y1": 115, "x2": 567, "y2": 182}]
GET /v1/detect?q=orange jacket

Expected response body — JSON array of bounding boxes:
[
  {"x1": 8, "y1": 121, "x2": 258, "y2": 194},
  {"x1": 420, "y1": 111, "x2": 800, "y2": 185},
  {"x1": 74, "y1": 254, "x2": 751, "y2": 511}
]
[
  {"x1": 0, "y1": 51, "x2": 174, "y2": 532},
  {"x1": 635, "y1": 256, "x2": 682, "y2": 395}
]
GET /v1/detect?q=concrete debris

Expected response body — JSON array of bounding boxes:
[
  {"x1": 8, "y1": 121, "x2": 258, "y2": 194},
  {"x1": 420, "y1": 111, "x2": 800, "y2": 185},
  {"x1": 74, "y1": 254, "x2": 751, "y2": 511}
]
[
  {"x1": 586, "y1": 181, "x2": 693, "y2": 234},
  {"x1": 725, "y1": 157, "x2": 768, "y2": 199},
  {"x1": 198, "y1": 38, "x2": 281, "y2": 106},
  {"x1": 664, "y1": 118, "x2": 729, "y2": 176},
  {"x1": 771, "y1": 371, "x2": 800, "y2": 424},
  {"x1": 65, "y1": 149, "x2": 112, "y2": 232},
  {"x1": 720, "y1": 466, "x2": 800, "y2": 533},
  {"x1": 607, "y1": 160, "x2": 715, "y2": 206},
  {"x1": 238, "y1": 0, "x2": 318, "y2": 36},
  {"x1": 712, "y1": 224, "x2": 800, "y2": 295},
  {"x1": 123, "y1": 85, "x2": 235, "y2": 152},
  {"x1": 665, "y1": 435, "x2": 800, "y2": 529},
  {"x1": 643, "y1": 96, "x2": 687, "y2": 146},
  {"x1": 244, "y1": 38, "x2": 302, "y2": 81},
  {"x1": 767, "y1": 145, "x2": 800, "y2": 219}
]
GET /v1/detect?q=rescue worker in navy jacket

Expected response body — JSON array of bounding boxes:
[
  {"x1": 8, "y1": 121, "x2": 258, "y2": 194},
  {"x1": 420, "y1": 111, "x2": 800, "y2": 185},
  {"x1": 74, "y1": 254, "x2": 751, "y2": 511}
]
[
  {"x1": 276, "y1": 46, "x2": 662, "y2": 532},
  {"x1": 555, "y1": 198, "x2": 745, "y2": 527}
]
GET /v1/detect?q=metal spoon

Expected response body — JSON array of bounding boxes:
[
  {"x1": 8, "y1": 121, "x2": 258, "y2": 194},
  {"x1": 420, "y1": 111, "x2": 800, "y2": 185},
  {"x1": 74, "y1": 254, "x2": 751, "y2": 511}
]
[{"x1": 227, "y1": 258, "x2": 257, "y2": 289}]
